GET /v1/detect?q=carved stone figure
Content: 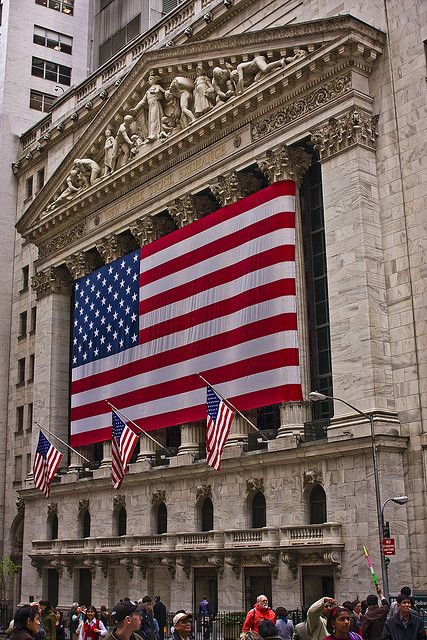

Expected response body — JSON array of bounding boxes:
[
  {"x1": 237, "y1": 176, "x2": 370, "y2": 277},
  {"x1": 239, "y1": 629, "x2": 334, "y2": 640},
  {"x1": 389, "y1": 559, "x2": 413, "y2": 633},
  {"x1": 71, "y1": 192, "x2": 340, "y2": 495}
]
[
  {"x1": 45, "y1": 169, "x2": 83, "y2": 211},
  {"x1": 193, "y1": 65, "x2": 215, "y2": 116},
  {"x1": 160, "y1": 90, "x2": 181, "y2": 139},
  {"x1": 73, "y1": 158, "x2": 101, "y2": 187},
  {"x1": 236, "y1": 51, "x2": 306, "y2": 93},
  {"x1": 212, "y1": 67, "x2": 236, "y2": 104},
  {"x1": 103, "y1": 128, "x2": 115, "y2": 175},
  {"x1": 131, "y1": 74, "x2": 166, "y2": 143},
  {"x1": 169, "y1": 76, "x2": 196, "y2": 128},
  {"x1": 111, "y1": 115, "x2": 137, "y2": 170}
]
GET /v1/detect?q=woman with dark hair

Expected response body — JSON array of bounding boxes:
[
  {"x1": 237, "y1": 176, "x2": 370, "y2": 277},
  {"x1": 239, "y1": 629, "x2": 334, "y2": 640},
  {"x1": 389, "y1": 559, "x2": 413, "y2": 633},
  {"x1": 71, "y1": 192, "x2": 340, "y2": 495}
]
[
  {"x1": 55, "y1": 611, "x2": 66, "y2": 640},
  {"x1": 39, "y1": 602, "x2": 56, "y2": 640},
  {"x1": 10, "y1": 605, "x2": 41, "y2": 640},
  {"x1": 325, "y1": 606, "x2": 362, "y2": 640},
  {"x1": 80, "y1": 607, "x2": 107, "y2": 640}
]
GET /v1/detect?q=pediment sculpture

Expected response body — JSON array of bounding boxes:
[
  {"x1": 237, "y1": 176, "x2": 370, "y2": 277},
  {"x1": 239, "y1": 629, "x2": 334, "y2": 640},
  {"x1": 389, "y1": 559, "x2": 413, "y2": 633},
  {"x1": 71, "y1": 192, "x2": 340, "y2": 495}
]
[{"x1": 43, "y1": 50, "x2": 307, "y2": 215}]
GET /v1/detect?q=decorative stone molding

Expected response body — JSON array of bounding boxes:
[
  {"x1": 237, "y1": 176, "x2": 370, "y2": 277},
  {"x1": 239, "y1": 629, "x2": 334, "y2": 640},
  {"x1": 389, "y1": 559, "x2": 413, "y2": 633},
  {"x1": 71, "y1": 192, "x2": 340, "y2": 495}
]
[
  {"x1": 95, "y1": 233, "x2": 135, "y2": 264},
  {"x1": 119, "y1": 558, "x2": 134, "y2": 578},
  {"x1": 196, "y1": 484, "x2": 212, "y2": 501},
  {"x1": 303, "y1": 470, "x2": 323, "y2": 489},
  {"x1": 207, "y1": 555, "x2": 224, "y2": 578},
  {"x1": 152, "y1": 490, "x2": 166, "y2": 506},
  {"x1": 323, "y1": 550, "x2": 342, "y2": 578},
  {"x1": 225, "y1": 554, "x2": 241, "y2": 578},
  {"x1": 167, "y1": 194, "x2": 216, "y2": 228},
  {"x1": 251, "y1": 72, "x2": 351, "y2": 142},
  {"x1": 94, "y1": 558, "x2": 109, "y2": 578},
  {"x1": 246, "y1": 478, "x2": 264, "y2": 495},
  {"x1": 113, "y1": 494, "x2": 126, "y2": 510},
  {"x1": 161, "y1": 557, "x2": 176, "y2": 579},
  {"x1": 282, "y1": 551, "x2": 299, "y2": 579},
  {"x1": 134, "y1": 557, "x2": 148, "y2": 579},
  {"x1": 31, "y1": 558, "x2": 44, "y2": 577},
  {"x1": 310, "y1": 108, "x2": 379, "y2": 160},
  {"x1": 47, "y1": 503, "x2": 58, "y2": 518},
  {"x1": 16, "y1": 496, "x2": 25, "y2": 515},
  {"x1": 209, "y1": 171, "x2": 261, "y2": 207},
  {"x1": 39, "y1": 222, "x2": 86, "y2": 260},
  {"x1": 129, "y1": 213, "x2": 176, "y2": 247},
  {"x1": 32, "y1": 266, "x2": 73, "y2": 300},
  {"x1": 261, "y1": 551, "x2": 280, "y2": 579},
  {"x1": 78, "y1": 498, "x2": 89, "y2": 514},
  {"x1": 257, "y1": 145, "x2": 311, "y2": 186},
  {"x1": 65, "y1": 251, "x2": 101, "y2": 280},
  {"x1": 177, "y1": 556, "x2": 192, "y2": 579}
]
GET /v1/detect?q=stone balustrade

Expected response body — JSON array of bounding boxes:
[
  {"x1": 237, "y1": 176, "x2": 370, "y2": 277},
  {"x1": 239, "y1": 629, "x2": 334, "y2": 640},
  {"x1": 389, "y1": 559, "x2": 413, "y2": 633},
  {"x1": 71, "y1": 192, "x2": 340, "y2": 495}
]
[{"x1": 32, "y1": 523, "x2": 342, "y2": 556}]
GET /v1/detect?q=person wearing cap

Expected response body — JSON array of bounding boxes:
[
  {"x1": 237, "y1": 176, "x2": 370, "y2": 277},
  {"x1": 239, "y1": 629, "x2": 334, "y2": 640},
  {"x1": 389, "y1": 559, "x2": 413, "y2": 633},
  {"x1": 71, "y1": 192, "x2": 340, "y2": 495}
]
[
  {"x1": 106, "y1": 602, "x2": 143, "y2": 640},
  {"x1": 170, "y1": 613, "x2": 192, "y2": 640}
]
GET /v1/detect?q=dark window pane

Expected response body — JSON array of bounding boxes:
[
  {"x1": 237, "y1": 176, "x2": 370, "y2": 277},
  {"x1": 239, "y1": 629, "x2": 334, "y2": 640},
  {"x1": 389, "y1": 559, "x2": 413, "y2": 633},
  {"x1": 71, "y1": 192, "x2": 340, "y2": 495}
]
[
  {"x1": 318, "y1": 350, "x2": 331, "y2": 375},
  {"x1": 82, "y1": 511, "x2": 91, "y2": 538},
  {"x1": 157, "y1": 502, "x2": 167, "y2": 534},
  {"x1": 310, "y1": 485, "x2": 327, "y2": 524},
  {"x1": 117, "y1": 507, "x2": 127, "y2": 536},
  {"x1": 201, "y1": 498, "x2": 213, "y2": 532},
  {"x1": 33, "y1": 34, "x2": 45, "y2": 46},
  {"x1": 312, "y1": 230, "x2": 325, "y2": 255},
  {"x1": 252, "y1": 492, "x2": 266, "y2": 528}
]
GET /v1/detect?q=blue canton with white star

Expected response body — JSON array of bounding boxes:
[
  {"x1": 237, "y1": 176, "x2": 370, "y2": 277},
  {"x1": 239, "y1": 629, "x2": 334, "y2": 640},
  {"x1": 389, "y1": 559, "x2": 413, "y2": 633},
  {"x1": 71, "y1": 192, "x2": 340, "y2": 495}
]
[
  {"x1": 207, "y1": 387, "x2": 221, "y2": 422},
  {"x1": 72, "y1": 250, "x2": 140, "y2": 368},
  {"x1": 112, "y1": 411, "x2": 126, "y2": 443},
  {"x1": 36, "y1": 431, "x2": 51, "y2": 457}
]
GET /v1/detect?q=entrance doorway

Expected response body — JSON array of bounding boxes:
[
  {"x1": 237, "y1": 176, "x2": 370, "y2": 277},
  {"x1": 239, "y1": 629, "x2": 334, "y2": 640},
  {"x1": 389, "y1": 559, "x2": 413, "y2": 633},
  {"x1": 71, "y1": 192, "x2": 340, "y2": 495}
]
[
  {"x1": 78, "y1": 568, "x2": 92, "y2": 607},
  {"x1": 47, "y1": 570, "x2": 59, "y2": 607},
  {"x1": 302, "y1": 566, "x2": 334, "y2": 607},
  {"x1": 244, "y1": 567, "x2": 272, "y2": 610},
  {"x1": 193, "y1": 568, "x2": 218, "y2": 614}
]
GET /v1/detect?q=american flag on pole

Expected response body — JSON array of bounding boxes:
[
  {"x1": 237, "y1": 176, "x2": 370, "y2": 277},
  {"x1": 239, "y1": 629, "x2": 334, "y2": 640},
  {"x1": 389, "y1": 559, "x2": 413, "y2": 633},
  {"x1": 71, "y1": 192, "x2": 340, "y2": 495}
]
[
  {"x1": 70, "y1": 181, "x2": 302, "y2": 446},
  {"x1": 33, "y1": 431, "x2": 63, "y2": 497},
  {"x1": 111, "y1": 411, "x2": 139, "y2": 489},
  {"x1": 206, "y1": 387, "x2": 235, "y2": 470}
]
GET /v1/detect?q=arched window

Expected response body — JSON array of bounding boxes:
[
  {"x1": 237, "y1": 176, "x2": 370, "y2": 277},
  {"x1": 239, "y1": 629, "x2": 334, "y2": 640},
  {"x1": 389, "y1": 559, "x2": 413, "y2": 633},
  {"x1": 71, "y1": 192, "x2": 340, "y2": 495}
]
[
  {"x1": 157, "y1": 502, "x2": 167, "y2": 534},
  {"x1": 201, "y1": 497, "x2": 214, "y2": 532},
  {"x1": 82, "y1": 510, "x2": 91, "y2": 538},
  {"x1": 50, "y1": 513, "x2": 58, "y2": 540},
  {"x1": 117, "y1": 507, "x2": 127, "y2": 536},
  {"x1": 309, "y1": 485, "x2": 327, "y2": 524},
  {"x1": 252, "y1": 491, "x2": 266, "y2": 528}
]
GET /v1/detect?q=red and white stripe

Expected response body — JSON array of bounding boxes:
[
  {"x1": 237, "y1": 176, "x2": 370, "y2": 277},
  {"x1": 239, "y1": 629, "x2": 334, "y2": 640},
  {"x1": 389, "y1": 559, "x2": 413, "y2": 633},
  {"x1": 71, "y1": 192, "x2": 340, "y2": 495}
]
[
  {"x1": 70, "y1": 181, "x2": 302, "y2": 446},
  {"x1": 206, "y1": 401, "x2": 235, "y2": 471},
  {"x1": 33, "y1": 447, "x2": 63, "y2": 498},
  {"x1": 111, "y1": 424, "x2": 139, "y2": 489}
]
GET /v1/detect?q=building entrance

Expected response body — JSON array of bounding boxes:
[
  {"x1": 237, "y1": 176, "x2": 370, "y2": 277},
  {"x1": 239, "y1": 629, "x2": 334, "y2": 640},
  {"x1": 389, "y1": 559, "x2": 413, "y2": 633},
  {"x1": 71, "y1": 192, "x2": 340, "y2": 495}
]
[
  {"x1": 194, "y1": 568, "x2": 218, "y2": 614},
  {"x1": 244, "y1": 567, "x2": 272, "y2": 610},
  {"x1": 78, "y1": 568, "x2": 92, "y2": 607},
  {"x1": 302, "y1": 566, "x2": 334, "y2": 607}
]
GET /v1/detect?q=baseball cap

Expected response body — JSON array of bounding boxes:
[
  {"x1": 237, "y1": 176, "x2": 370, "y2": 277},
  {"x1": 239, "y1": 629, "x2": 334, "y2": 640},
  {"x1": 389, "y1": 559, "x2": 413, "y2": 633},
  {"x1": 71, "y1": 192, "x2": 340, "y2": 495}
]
[
  {"x1": 111, "y1": 601, "x2": 138, "y2": 623},
  {"x1": 173, "y1": 612, "x2": 192, "y2": 626}
]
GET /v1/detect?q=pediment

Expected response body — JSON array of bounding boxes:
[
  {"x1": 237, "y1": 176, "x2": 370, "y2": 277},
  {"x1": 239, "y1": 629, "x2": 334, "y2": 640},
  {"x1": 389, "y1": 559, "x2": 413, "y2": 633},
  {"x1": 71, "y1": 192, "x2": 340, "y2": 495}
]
[{"x1": 17, "y1": 15, "x2": 384, "y2": 248}]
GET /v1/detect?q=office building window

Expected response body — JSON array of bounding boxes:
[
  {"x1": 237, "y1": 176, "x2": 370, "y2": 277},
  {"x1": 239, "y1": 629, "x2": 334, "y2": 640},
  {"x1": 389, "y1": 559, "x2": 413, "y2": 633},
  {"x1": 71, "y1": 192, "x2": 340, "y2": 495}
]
[
  {"x1": 16, "y1": 406, "x2": 24, "y2": 434},
  {"x1": 25, "y1": 176, "x2": 33, "y2": 200},
  {"x1": 30, "y1": 307, "x2": 37, "y2": 333},
  {"x1": 21, "y1": 266, "x2": 30, "y2": 292},
  {"x1": 35, "y1": 0, "x2": 74, "y2": 15},
  {"x1": 34, "y1": 25, "x2": 73, "y2": 54},
  {"x1": 28, "y1": 403, "x2": 34, "y2": 431},
  {"x1": 19, "y1": 311, "x2": 28, "y2": 339},
  {"x1": 162, "y1": 0, "x2": 181, "y2": 14},
  {"x1": 37, "y1": 168, "x2": 45, "y2": 191},
  {"x1": 17, "y1": 358, "x2": 26, "y2": 386},
  {"x1": 30, "y1": 89, "x2": 57, "y2": 112},
  {"x1": 29, "y1": 354, "x2": 35, "y2": 382},
  {"x1": 31, "y1": 57, "x2": 71, "y2": 85},
  {"x1": 98, "y1": 15, "x2": 140, "y2": 65}
]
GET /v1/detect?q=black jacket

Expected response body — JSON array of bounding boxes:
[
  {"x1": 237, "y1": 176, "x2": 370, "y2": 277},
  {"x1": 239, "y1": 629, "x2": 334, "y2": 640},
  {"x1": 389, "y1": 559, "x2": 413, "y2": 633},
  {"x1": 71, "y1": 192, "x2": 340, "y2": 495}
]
[
  {"x1": 382, "y1": 612, "x2": 425, "y2": 640},
  {"x1": 361, "y1": 604, "x2": 389, "y2": 640}
]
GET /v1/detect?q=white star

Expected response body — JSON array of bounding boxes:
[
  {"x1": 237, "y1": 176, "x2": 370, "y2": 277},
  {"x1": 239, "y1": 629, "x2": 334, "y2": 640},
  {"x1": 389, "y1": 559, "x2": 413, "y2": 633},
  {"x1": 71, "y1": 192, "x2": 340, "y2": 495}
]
[
  {"x1": 89, "y1": 321, "x2": 94, "y2": 329},
  {"x1": 78, "y1": 344, "x2": 82, "y2": 352},
  {"x1": 73, "y1": 356, "x2": 77, "y2": 364},
  {"x1": 126, "y1": 267, "x2": 131, "y2": 275},
  {"x1": 107, "y1": 343, "x2": 112, "y2": 352},
  {"x1": 133, "y1": 254, "x2": 138, "y2": 261},
  {"x1": 94, "y1": 348, "x2": 99, "y2": 356},
  {"x1": 125, "y1": 326, "x2": 130, "y2": 335},
  {"x1": 126, "y1": 286, "x2": 131, "y2": 295},
  {"x1": 74, "y1": 319, "x2": 78, "y2": 327},
  {"x1": 113, "y1": 292, "x2": 119, "y2": 300},
  {"x1": 84, "y1": 314, "x2": 88, "y2": 323},
  {"x1": 91, "y1": 284, "x2": 95, "y2": 292},
  {"x1": 132, "y1": 293, "x2": 137, "y2": 302},
  {"x1": 121, "y1": 260, "x2": 125, "y2": 268},
  {"x1": 97, "y1": 272, "x2": 101, "y2": 280},
  {"x1": 119, "y1": 339, "x2": 124, "y2": 348},
  {"x1": 133, "y1": 273, "x2": 138, "y2": 281},
  {"x1": 88, "y1": 340, "x2": 92, "y2": 348},
  {"x1": 95, "y1": 309, "x2": 100, "y2": 318},
  {"x1": 73, "y1": 337, "x2": 77, "y2": 345},
  {"x1": 78, "y1": 326, "x2": 83, "y2": 334},
  {"x1": 120, "y1": 279, "x2": 125, "y2": 288},
  {"x1": 113, "y1": 311, "x2": 118, "y2": 320},
  {"x1": 119, "y1": 319, "x2": 124, "y2": 327},
  {"x1": 101, "y1": 297, "x2": 106, "y2": 305},
  {"x1": 96, "y1": 290, "x2": 101, "y2": 298},
  {"x1": 80, "y1": 289, "x2": 84, "y2": 297},
  {"x1": 86, "y1": 278, "x2": 90, "y2": 286},
  {"x1": 113, "y1": 331, "x2": 118, "y2": 340},
  {"x1": 114, "y1": 272, "x2": 119, "y2": 281},
  {"x1": 107, "y1": 304, "x2": 112, "y2": 313},
  {"x1": 83, "y1": 352, "x2": 87, "y2": 361},
  {"x1": 83, "y1": 333, "x2": 88, "y2": 342},
  {"x1": 106, "y1": 324, "x2": 112, "y2": 333},
  {"x1": 108, "y1": 285, "x2": 112, "y2": 294},
  {"x1": 100, "y1": 335, "x2": 105, "y2": 344},
  {"x1": 131, "y1": 334, "x2": 137, "y2": 342},
  {"x1": 108, "y1": 266, "x2": 113, "y2": 275},
  {"x1": 125, "y1": 306, "x2": 130, "y2": 315},
  {"x1": 102, "y1": 278, "x2": 107, "y2": 286},
  {"x1": 75, "y1": 301, "x2": 79, "y2": 308},
  {"x1": 76, "y1": 283, "x2": 80, "y2": 290},
  {"x1": 85, "y1": 296, "x2": 89, "y2": 304},
  {"x1": 90, "y1": 302, "x2": 94, "y2": 311},
  {"x1": 100, "y1": 316, "x2": 106, "y2": 325},
  {"x1": 94, "y1": 328, "x2": 99, "y2": 337},
  {"x1": 79, "y1": 308, "x2": 84, "y2": 316},
  {"x1": 119, "y1": 299, "x2": 124, "y2": 307},
  {"x1": 131, "y1": 313, "x2": 137, "y2": 322}
]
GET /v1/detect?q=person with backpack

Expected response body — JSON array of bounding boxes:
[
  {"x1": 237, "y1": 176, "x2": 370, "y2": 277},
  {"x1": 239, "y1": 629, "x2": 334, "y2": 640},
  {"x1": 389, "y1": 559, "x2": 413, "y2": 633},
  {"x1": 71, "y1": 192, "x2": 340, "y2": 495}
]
[{"x1": 242, "y1": 596, "x2": 276, "y2": 634}]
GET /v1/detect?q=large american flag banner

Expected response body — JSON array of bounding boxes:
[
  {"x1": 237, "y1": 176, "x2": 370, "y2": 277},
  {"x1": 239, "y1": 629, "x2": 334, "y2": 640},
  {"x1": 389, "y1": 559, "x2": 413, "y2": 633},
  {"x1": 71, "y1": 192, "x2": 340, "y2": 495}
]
[{"x1": 70, "y1": 181, "x2": 302, "y2": 447}]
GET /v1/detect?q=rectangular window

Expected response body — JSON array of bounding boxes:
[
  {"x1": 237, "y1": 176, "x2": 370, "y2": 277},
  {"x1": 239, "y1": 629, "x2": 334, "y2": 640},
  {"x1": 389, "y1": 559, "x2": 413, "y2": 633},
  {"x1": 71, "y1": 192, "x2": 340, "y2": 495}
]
[
  {"x1": 35, "y1": 0, "x2": 74, "y2": 16},
  {"x1": 37, "y1": 168, "x2": 45, "y2": 191},
  {"x1": 15, "y1": 456, "x2": 22, "y2": 482},
  {"x1": 29, "y1": 354, "x2": 35, "y2": 382},
  {"x1": 18, "y1": 311, "x2": 28, "y2": 338},
  {"x1": 26, "y1": 176, "x2": 33, "y2": 200},
  {"x1": 30, "y1": 306, "x2": 37, "y2": 333},
  {"x1": 16, "y1": 406, "x2": 24, "y2": 433},
  {"x1": 28, "y1": 403, "x2": 34, "y2": 431},
  {"x1": 21, "y1": 266, "x2": 30, "y2": 292},
  {"x1": 27, "y1": 453, "x2": 32, "y2": 475},
  {"x1": 98, "y1": 14, "x2": 141, "y2": 65},
  {"x1": 30, "y1": 89, "x2": 56, "y2": 112},
  {"x1": 17, "y1": 358, "x2": 26, "y2": 386},
  {"x1": 31, "y1": 57, "x2": 71, "y2": 85},
  {"x1": 34, "y1": 25, "x2": 73, "y2": 54}
]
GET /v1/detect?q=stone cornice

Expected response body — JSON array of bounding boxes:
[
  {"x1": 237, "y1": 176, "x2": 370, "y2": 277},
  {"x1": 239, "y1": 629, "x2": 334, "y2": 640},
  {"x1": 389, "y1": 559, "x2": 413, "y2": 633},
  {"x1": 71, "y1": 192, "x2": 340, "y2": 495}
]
[
  {"x1": 16, "y1": 15, "x2": 384, "y2": 243},
  {"x1": 310, "y1": 107, "x2": 379, "y2": 159}
]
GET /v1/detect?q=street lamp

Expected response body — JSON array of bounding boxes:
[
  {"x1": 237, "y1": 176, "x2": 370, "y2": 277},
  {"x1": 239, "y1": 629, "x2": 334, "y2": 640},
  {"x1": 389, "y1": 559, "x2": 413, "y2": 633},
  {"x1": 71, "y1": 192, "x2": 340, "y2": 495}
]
[
  {"x1": 381, "y1": 495, "x2": 408, "y2": 599},
  {"x1": 308, "y1": 391, "x2": 386, "y2": 598}
]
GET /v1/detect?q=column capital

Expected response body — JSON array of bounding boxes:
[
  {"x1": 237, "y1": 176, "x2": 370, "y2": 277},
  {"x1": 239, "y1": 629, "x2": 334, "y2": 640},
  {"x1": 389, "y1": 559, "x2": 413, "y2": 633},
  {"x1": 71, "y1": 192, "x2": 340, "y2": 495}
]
[
  {"x1": 209, "y1": 171, "x2": 261, "y2": 207},
  {"x1": 32, "y1": 266, "x2": 73, "y2": 300},
  {"x1": 95, "y1": 233, "x2": 135, "y2": 264},
  {"x1": 310, "y1": 107, "x2": 379, "y2": 160},
  {"x1": 64, "y1": 251, "x2": 99, "y2": 280},
  {"x1": 257, "y1": 144, "x2": 312, "y2": 185},
  {"x1": 129, "y1": 213, "x2": 176, "y2": 247},
  {"x1": 167, "y1": 194, "x2": 216, "y2": 228}
]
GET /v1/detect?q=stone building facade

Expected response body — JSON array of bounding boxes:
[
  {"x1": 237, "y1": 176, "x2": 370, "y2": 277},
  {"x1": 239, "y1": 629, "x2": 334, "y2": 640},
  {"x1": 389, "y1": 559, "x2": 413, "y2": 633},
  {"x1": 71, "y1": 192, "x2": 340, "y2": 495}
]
[{"x1": 3, "y1": 0, "x2": 426, "y2": 612}]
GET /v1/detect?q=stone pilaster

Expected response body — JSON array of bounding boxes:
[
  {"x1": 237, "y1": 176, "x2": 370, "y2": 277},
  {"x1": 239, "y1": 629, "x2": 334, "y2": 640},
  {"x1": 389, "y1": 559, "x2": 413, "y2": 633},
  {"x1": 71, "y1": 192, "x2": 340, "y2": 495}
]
[
  {"x1": 309, "y1": 110, "x2": 393, "y2": 418},
  {"x1": 30, "y1": 267, "x2": 73, "y2": 470},
  {"x1": 209, "y1": 171, "x2": 261, "y2": 207}
]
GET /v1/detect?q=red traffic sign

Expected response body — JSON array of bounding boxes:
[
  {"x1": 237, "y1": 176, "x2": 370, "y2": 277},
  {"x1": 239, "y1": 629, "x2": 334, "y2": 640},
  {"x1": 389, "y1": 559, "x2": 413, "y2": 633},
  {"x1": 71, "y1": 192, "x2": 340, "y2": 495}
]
[{"x1": 382, "y1": 538, "x2": 396, "y2": 555}]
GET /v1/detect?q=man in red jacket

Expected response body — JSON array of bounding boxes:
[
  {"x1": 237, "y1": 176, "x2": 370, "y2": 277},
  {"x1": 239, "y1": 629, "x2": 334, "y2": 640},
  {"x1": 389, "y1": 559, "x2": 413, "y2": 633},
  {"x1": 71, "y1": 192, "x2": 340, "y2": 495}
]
[{"x1": 242, "y1": 596, "x2": 276, "y2": 633}]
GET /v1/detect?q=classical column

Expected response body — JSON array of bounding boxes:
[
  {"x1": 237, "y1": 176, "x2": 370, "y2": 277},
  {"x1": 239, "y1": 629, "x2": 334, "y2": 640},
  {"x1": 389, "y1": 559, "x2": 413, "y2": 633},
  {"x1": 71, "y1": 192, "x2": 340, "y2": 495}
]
[
  {"x1": 100, "y1": 441, "x2": 112, "y2": 468},
  {"x1": 95, "y1": 232, "x2": 135, "y2": 264},
  {"x1": 208, "y1": 170, "x2": 262, "y2": 207},
  {"x1": 178, "y1": 422, "x2": 201, "y2": 456},
  {"x1": 310, "y1": 108, "x2": 393, "y2": 418},
  {"x1": 31, "y1": 266, "x2": 73, "y2": 470},
  {"x1": 257, "y1": 144, "x2": 312, "y2": 436},
  {"x1": 224, "y1": 410, "x2": 256, "y2": 447},
  {"x1": 129, "y1": 213, "x2": 176, "y2": 247}
]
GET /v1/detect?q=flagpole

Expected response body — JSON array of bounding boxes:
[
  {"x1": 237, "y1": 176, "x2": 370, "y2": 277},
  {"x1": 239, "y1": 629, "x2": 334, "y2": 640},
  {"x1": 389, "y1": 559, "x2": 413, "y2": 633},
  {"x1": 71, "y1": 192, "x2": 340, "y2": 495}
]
[
  {"x1": 34, "y1": 421, "x2": 91, "y2": 463},
  {"x1": 105, "y1": 401, "x2": 168, "y2": 452},
  {"x1": 196, "y1": 373, "x2": 261, "y2": 433}
]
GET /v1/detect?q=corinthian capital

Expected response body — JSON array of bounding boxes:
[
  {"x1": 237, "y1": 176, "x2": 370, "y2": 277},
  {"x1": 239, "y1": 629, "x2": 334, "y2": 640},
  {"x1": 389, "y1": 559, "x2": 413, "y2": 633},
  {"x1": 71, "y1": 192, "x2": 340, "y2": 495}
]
[
  {"x1": 65, "y1": 251, "x2": 99, "y2": 280},
  {"x1": 257, "y1": 145, "x2": 311, "y2": 185},
  {"x1": 32, "y1": 266, "x2": 73, "y2": 300},
  {"x1": 96, "y1": 233, "x2": 135, "y2": 264},
  {"x1": 209, "y1": 171, "x2": 261, "y2": 207},
  {"x1": 129, "y1": 213, "x2": 176, "y2": 247}
]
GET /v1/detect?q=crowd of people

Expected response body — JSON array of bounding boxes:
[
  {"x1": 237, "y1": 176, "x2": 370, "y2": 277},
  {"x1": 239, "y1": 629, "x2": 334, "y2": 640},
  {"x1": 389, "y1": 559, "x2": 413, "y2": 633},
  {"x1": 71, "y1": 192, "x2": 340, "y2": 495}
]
[{"x1": 6, "y1": 587, "x2": 425, "y2": 640}]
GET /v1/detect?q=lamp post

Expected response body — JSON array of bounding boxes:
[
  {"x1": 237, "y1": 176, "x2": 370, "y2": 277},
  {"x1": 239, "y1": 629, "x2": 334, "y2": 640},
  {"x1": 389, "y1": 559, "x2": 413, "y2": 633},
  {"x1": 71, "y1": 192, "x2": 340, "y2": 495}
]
[
  {"x1": 308, "y1": 391, "x2": 386, "y2": 599},
  {"x1": 381, "y1": 495, "x2": 408, "y2": 600}
]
